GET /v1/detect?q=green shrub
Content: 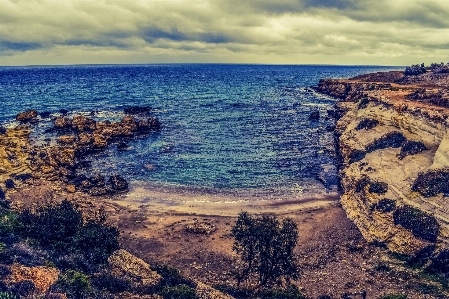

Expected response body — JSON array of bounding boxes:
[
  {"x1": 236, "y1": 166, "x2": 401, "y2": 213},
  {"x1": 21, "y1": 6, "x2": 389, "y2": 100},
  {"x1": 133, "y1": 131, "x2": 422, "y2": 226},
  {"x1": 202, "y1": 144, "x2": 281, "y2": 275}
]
[
  {"x1": 91, "y1": 272, "x2": 130, "y2": 294},
  {"x1": 153, "y1": 264, "x2": 194, "y2": 288},
  {"x1": 355, "y1": 118, "x2": 379, "y2": 130},
  {"x1": 54, "y1": 270, "x2": 92, "y2": 298},
  {"x1": 213, "y1": 284, "x2": 253, "y2": 299},
  {"x1": 16, "y1": 200, "x2": 119, "y2": 272},
  {"x1": 368, "y1": 181, "x2": 388, "y2": 194},
  {"x1": 393, "y1": 206, "x2": 440, "y2": 242},
  {"x1": 366, "y1": 132, "x2": 406, "y2": 153},
  {"x1": 355, "y1": 176, "x2": 370, "y2": 192},
  {"x1": 160, "y1": 284, "x2": 197, "y2": 299},
  {"x1": 358, "y1": 98, "x2": 370, "y2": 109},
  {"x1": 0, "y1": 292, "x2": 18, "y2": 299},
  {"x1": 428, "y1": 249, "x2": 449, "y2": 274},
  {"x1": 398, "y1": 140, "x2": 428, "y2": 160},
  {"x1": 375, "y1": 199, "x2": 396, "y2": 213},
  {"x1": 348, "y1": 149, "x2": 366, "y2": 163},
  {"x1": 412, "y1": 169, "x2": 449, "y2": 197}
]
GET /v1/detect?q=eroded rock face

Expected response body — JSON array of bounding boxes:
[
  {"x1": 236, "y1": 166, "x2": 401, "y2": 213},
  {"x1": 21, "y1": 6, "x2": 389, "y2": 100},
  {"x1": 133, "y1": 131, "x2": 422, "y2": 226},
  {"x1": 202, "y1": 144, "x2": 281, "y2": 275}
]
[{"x1": 318, "y1": 74, "x2": 449, "y2": 256}]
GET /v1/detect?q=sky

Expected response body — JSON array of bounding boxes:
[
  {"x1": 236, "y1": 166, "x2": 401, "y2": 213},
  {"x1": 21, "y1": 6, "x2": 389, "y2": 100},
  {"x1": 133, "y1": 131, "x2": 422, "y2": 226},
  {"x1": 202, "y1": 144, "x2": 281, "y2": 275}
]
[{"x1": 1, "y1": 0, "x2": 449, "y2": 66}]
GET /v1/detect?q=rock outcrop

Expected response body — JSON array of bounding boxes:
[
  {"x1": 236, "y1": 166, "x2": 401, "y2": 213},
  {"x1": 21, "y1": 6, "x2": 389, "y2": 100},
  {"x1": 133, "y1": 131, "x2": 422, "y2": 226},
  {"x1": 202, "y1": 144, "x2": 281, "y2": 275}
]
[{"x1": 317, "y1": 71, "x2": 449, "y2": 258}]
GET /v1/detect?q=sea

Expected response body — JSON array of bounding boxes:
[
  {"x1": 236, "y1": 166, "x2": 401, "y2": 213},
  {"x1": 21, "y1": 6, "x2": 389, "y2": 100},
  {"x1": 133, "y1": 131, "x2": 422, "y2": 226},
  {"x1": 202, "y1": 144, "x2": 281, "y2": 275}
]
[{"x1": 0, "y1": 64, "x2": 401, "y2": 201}]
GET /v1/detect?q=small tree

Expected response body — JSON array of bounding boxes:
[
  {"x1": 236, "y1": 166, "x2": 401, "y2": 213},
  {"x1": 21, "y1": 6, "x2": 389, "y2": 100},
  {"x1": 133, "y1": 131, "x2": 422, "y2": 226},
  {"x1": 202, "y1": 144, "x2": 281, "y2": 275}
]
[{"x1": 231, "y1": 211, "x2": 299, "y2": 287}]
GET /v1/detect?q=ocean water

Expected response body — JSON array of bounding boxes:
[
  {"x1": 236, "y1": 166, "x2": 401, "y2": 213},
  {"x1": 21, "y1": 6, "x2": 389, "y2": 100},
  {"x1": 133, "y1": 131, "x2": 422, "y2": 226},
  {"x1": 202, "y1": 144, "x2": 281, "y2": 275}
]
[{"x1": 0, "y1": 64, "x2": 400, "y2": 199}]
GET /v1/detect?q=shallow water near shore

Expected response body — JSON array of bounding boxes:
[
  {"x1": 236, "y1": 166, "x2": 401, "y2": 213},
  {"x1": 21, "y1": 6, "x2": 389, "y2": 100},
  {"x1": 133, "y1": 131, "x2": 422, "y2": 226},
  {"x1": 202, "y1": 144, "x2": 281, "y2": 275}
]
[{"x1": 0, "y1": 64, "x2": 400, "y2": 203}]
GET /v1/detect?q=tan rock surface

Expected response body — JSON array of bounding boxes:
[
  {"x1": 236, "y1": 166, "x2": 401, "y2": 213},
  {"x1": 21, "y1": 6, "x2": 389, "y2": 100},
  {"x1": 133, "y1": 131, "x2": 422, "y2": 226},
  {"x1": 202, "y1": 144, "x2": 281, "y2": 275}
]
[{"x1": 10, "y1": 263, "x2": 60, "y2": 294}]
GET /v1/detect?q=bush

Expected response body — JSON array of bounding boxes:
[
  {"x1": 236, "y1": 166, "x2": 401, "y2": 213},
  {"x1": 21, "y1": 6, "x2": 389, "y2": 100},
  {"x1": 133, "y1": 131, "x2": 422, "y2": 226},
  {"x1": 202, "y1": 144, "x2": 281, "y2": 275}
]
[
  {"x1": 355, "y1": 176, "x2": 370, "y2": 192},
  {"x1": 358, "y1": 98, "x2": 370, "y2": 109},
  {"x1": 53, "y1": 270, "x2": 92, "y2": 298},
  {"x1": 366, "y1": 132, "x2": 406, "y2": 153},
  {"x1": 428, "y1": 249, "x2": 449, "y2": 275},
  {"x1": 405, "y1": 63, "x2": 427, "y2": 76},
  {"x1": 0, "y1": 292, "x2": 18, "y2": 299},
  {"x1": 393, "y1": 206, "x2": 440, "y2": 242},
  {"x1": 91, "y1": 273, "x2": 130, "y2": 294},
  {"x1": 355, "y1": 118, "x2": 379, "y2": 130},
  {"x1": 159, "y1": 284, "x2": 197, "y2": 299},
  {"x1": 348, "y1": 150, "x2": 366, "y2": 164},
  {"x1": 375, "y1": 199, "x2": 396, "y2": 213},
  {"x1": 368, "y1": 181, "x2": 388, "y2": 194},
  {"x1": 153, "y1": 265, "x2": 194, "y2": 288},
  {"x1": 398, "y1": 141, "x2": 428, "y2": 160},
  {"x1": 16, "y1": 200, "x2": 119, "y2": 272},
  {"x1": 411, "y1": 169, "x2": 449, "y2": 197},
  {"x1": 231, "y1": 212, "x2": 299, "y2": 287}
]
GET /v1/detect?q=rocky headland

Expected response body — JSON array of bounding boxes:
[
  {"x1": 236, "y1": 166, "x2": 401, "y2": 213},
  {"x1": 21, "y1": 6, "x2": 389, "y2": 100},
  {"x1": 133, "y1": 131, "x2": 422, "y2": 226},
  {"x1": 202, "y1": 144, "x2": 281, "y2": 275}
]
[{"x1": 317, "y1": 65, "x2": 449, "y2": 270}]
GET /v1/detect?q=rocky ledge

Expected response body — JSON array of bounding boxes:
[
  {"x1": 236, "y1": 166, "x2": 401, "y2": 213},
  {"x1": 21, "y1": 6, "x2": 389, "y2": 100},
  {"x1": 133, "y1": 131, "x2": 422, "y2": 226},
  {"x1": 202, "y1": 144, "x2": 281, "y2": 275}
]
[
  {"x1": 1, "y1": 107, "x2": 161, "y2": 203},
  {"x1": 317, "y1": 67, "x2": 449, "y2": 268}
]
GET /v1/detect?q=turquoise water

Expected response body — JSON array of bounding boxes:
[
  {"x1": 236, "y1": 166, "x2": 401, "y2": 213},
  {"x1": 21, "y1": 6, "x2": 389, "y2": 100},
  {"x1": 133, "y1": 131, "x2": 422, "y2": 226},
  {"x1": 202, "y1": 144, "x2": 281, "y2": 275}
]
[{"x1": 0, "y1": 64, "x2": 400, "y2": 197}]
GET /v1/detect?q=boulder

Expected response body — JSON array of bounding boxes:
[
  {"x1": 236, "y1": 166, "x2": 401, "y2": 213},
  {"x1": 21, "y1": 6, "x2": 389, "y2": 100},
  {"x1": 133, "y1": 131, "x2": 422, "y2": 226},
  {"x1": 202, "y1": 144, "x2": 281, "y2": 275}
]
[
  {"x1": 108, "y1": 249, "x2": 162, "y2": 289},
  {"x1": 78, "y1": 132, "x2": 93, "y2": 146},
  {"x1": 0, "y1": 126, "x2": 6, "y2": 135},
  {"x1": 54, "y1": 116, "x2": 72, "y2": 129},
  {"x1": 10, "y1": 263, "x2": 60, "y2": 294},
  {"x1": 39, "y1": 111, "x2": 52, "y2": 119},
  {"x1": 16, "y1": 110, "x2": 38, "y2": 122},
  {"x1": 71, "y1": 115, "x2": 96, "y2": 131},
  {"x1": 57, "y1": 135, "x2": 77, "y2": 145}
]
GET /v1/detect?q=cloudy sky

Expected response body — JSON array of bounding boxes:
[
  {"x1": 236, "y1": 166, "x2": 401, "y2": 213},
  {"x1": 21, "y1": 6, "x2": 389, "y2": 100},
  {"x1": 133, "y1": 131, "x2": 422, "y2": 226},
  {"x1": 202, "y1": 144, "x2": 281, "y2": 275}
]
[{"x1": 1, "y1": 0, "x2": 449, "y2": 66}]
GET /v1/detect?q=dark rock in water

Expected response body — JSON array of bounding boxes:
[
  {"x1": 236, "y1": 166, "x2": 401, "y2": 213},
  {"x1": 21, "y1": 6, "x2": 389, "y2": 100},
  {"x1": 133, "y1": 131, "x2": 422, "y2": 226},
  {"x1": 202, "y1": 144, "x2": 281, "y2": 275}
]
[
  {"x1": 0, "y1": 126, "x2": 6, "y2": 135},
  {"x1": 60, "y1": 109, "x2": 69, "y2": 116},
  {"x1": 14, "y1": 173, "x2": 33, "y2": 182},
  {"x1": 108, "y1": 175, "x2": 128, "y2": 191},
  {"x1": 309, "y1": 111, "x2": 320, "y2": 121},
  {"x1": 124, "y1": 106, "x2": 152, "y2": 114},
  {"x1": 117, "y1": 142, "x2": 129, "y2": 151},
  {"x1": 327, "y1": 109, "x2": 336, "y2": 118},
  {"x1": 137, "y1": 117, "x2": 161, "y2": 132},
  {"x1": 16, "y1": 109, "x2": 38, "y2": 122},
  {"x1": 5, "y1": 179, "x2": 15, "y2": 189},
  {"x1": 325, "y1": 125, "x2": 336, "y2": 132},
  {"x1": 39, "y1": 111, "x2": 52, "y2": 119}
]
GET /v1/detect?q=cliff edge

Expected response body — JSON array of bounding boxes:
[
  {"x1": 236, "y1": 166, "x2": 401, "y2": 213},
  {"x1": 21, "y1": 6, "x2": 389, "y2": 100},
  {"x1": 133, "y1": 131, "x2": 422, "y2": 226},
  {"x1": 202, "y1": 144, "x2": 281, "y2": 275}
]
[{"x1": 317, "y1": 68, "x2": 449, "y2": 266}]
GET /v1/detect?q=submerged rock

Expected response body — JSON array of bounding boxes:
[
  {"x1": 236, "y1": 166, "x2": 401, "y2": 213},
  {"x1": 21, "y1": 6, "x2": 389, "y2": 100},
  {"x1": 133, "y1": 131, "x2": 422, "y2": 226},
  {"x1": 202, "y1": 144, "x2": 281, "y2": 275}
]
[
  {"x1": 124, "y1": 106, "x2": 152, "y2": 114},
  {"x1": 108, "y1": 175, "x2": 128, "y2": 192},
  {"x1": 309, "y1": 110, "x2": 320, "y2": 121}
]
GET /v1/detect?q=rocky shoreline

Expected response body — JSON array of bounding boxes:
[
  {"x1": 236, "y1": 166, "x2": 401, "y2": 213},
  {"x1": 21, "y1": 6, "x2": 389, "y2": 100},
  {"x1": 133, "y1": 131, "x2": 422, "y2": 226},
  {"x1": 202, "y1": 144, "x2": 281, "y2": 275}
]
[{"x1": 317, "y1": 67, "x2": 449, "y2": 271}]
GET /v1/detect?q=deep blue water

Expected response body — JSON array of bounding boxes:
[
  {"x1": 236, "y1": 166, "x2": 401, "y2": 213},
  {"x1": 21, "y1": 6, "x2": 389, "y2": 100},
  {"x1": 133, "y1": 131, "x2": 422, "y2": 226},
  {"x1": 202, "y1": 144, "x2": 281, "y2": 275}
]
[{"x1": 0, "y1": 64, "x2": 401, "y2": 196}]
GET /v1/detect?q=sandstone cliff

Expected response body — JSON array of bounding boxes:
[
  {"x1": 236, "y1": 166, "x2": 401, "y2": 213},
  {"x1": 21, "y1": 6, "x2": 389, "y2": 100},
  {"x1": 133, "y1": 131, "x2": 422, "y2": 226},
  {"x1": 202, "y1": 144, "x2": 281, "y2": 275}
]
[{"x1": 317, "y1": 71, "x2": 449, "y2": 263}]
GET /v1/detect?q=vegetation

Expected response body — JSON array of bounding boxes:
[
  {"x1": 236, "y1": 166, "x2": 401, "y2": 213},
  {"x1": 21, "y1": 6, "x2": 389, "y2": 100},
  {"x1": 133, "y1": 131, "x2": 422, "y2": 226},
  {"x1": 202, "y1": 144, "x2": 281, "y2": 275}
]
[
  {"x1": 393, "y1": 206, "x2": 440, "y2": 242},
  {"x1": 231, "y1": 211, "x2": 299, "y2": 288},
  {"x1": 368, "y1": 181, "x2": 388, "y2": 194},
  {"x1": 374, "y1": 199, "x2": 396, "y2": 213},
  {"x1": 366, "y1": 132, "x2": 406, "y2": 153},
  {"x1": 355, "y1": 118, "x2": 379, "y2": 130},
  {"x1": 160, "y1": 284, "x2": 197, "y2": 299},
  {"x1": 405, "y1": 63, "x2": 427, "y2": 76},
  {"x1": 377, "y1": 294, "x2": 407, "y2": 299},
  {"x1": 412, "y1": 169, "x2": 449, "y2": 197},
  {"x1": 398, "y1": 140, "x2": 428, "y2": 160}
]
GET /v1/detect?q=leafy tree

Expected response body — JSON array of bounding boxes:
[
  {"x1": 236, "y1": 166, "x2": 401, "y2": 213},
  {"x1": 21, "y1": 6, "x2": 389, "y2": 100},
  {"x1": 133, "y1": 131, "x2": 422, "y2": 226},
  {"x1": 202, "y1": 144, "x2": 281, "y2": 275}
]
[{"x1": 231, "y1": 211, "x2": 299, "y2": 287}]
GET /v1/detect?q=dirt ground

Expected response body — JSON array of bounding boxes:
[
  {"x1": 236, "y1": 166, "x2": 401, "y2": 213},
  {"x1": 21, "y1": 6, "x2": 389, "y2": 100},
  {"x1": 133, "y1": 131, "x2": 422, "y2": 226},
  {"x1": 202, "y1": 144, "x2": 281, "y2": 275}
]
[{"x1": 8, "y1": 180, "x2": 446, "y2": 299}]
